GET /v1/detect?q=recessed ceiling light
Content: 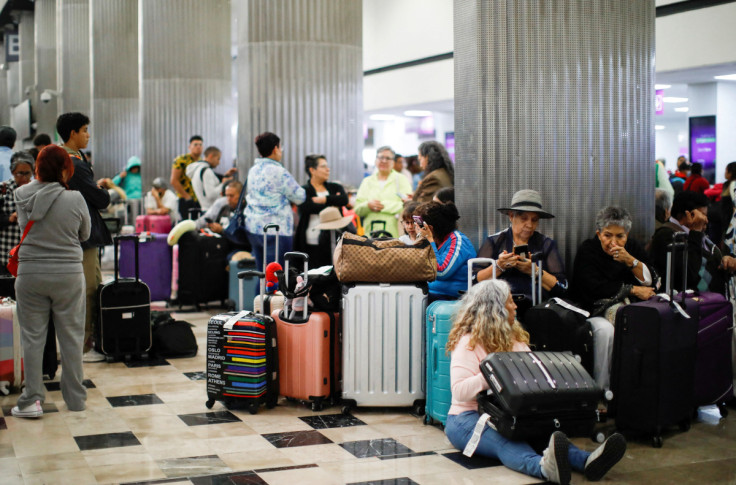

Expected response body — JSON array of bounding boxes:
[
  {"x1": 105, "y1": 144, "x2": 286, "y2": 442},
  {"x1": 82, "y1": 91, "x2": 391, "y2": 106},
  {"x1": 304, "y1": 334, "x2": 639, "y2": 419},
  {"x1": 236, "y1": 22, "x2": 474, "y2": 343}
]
[
  {"x1": 663, "y1": 97, "x2": 688, "y2": 103},
  {"x1": 655, "y1": 84, "x2": 671, "y2": 90},
  {"x1": 403, "y1": 110, "x2": 432, "y2": 117},
  {"x1": 674, "y1": 107, "x2": 689, "y2": 112},
  {"x1": 714, "y1": 74, "x2": 736, "y2": 81},
  {"x1": 369, "y1": 114, "x2": 396, "y2": 121},
  {"x1": 655, "y1": 125, "x2": 666, "y2": 130}
]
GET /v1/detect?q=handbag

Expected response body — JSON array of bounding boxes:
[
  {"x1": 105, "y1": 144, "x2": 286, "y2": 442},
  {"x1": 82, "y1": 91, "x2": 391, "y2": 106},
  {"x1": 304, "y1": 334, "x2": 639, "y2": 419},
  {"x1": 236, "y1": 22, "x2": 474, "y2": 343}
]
[
  {"x1": 7, "y1": 221, "x2": 34, "y2": 277},
  {"x1": 224, "y1": 183, "x2": 248, "y2": 246},
  {"x1": 333, "y1": 232, "x2": 437, "y2": 283}
]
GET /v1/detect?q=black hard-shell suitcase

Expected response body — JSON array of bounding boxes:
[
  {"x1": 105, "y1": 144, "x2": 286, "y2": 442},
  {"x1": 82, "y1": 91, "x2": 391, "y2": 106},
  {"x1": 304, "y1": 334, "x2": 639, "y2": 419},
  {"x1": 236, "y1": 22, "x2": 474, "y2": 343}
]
[
  {"x1": 177, "y1": 231, "x2": 228, "y2": 308},
  {"x1": 205, "y1": 269, "x2": 279, "y2": 414},
  {"x1": 610, "y1": 234, "x2": 699, "y2": 447},
  {"x1": 478, "y1": 351, "x2": 601, "y2": 441},
  {"x1": 96, "y1": 235, "x2": 152, "y2": 361}
]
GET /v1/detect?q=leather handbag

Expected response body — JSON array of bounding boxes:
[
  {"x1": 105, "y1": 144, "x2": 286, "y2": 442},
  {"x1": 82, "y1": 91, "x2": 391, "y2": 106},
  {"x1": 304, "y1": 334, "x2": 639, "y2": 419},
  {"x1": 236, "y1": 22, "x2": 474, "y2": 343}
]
[
  {"x1": 224, "y1": 183, "x2": 248, "y2": 246},
  {"x1": 7, "y1": 221, "x2": 34, "y2": 277},
  {"x1": 333, "y1": 232, "x2": 437, "y2": 283}
]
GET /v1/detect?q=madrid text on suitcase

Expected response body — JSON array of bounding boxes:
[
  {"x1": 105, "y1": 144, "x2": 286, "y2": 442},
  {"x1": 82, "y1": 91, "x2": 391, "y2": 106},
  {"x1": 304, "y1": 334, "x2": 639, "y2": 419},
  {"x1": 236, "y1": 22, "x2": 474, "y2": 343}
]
[
  {"x1": 205, "y1": 270, "x2": 279, "y2": 414},
  {"x1": 96, "y1": 235, "x2": 152, "y2": 362},
  {"x1": 272, "y1": 252, "x2": 340, "y2": 411}
]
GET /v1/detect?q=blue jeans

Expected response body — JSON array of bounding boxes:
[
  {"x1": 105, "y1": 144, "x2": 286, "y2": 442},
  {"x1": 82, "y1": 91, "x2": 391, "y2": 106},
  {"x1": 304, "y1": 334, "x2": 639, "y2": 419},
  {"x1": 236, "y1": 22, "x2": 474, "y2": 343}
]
[
  {"x1": 445, "y1": 411, "x2": 590, "y2": 479},
  {"x1": 246, "y1": 231, "x2": 292, "y2": 296}
]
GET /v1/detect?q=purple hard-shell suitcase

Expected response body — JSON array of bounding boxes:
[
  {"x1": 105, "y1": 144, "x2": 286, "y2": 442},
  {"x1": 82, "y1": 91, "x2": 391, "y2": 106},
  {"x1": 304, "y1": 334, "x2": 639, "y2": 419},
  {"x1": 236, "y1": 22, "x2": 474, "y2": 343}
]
[{"x1": 120, "y1": 233, "x2": 172, "y2": 302}]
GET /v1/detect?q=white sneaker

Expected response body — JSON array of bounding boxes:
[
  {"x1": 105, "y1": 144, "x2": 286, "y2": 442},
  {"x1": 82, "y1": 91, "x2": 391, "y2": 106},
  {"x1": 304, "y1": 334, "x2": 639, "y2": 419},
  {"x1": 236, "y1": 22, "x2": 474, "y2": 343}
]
[
  {"x1": 83, "y1": 349, "x2": 106, "y2": 363},
  {"x1": 540, "y1": 431, "x2": 571, "y2": 485},
  {"x1": 11, "y1": 400, "x2": 43, "y2": 418}
]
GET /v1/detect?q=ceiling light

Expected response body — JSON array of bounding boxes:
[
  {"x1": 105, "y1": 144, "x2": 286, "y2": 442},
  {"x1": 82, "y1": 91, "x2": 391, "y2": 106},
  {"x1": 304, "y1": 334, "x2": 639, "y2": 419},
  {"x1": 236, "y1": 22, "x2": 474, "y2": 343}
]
[
  {"x1": 403, "y1": 110, "x2": 433, "y2": 117},
  {"x1": 655, "y1": 84, "x2": 671, "y2": 90},
  {"x1": 674, "y1": 107, "x2": 689, "y2": 112},
  {"x1": 369, "y1": 114, "x2": 396, "y2": 121},
  {"x1": 715, "y1": 74, "x2": 736, "y2": 81},
  {"x1": 663, "y1": 97, "x2": 688, "y2": 103},
  {"x1": 655, "y1": 125, "x2": 666, "y2": 130}
]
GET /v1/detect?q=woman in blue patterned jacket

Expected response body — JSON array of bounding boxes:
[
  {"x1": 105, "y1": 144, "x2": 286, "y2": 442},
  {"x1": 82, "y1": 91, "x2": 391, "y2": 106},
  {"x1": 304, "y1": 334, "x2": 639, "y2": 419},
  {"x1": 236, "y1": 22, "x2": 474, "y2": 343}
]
[{"x1": 244, "y1": 132, "x2": 306, "y2": 271}]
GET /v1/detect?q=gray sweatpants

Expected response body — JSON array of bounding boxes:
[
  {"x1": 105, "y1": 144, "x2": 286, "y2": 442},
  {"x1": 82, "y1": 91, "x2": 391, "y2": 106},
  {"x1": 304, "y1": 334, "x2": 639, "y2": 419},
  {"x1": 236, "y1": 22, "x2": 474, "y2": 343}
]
[{"x1": 15, "y1": 271, "x2": 87, "y2": 411}]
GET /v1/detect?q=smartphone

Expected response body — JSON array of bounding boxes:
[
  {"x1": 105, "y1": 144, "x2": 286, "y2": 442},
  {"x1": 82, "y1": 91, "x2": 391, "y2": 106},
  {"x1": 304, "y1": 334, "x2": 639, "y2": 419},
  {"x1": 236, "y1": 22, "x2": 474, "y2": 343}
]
[
  {"x1": 513, "y1": 244, "x2": 529, "y2": 257},
  {"x1": 412, "y1": 215, "x2": 425, "y2": 227}
]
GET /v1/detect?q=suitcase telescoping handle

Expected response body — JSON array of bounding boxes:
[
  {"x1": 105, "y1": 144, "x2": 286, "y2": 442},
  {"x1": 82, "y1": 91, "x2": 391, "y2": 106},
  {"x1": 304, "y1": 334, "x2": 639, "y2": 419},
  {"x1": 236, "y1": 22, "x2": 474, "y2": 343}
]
[
  {"x1": 284, "y1": 251, "x2": 309, "y2": 320},
  {"x1": 262, "y1": 223, "x2": 280, "y2": 272},
  {"x1": 665, "y1": 231, "x2": 688, "y2": 303},
  {"x1": 467, "y1": 258, "x2": 496, "y2": 290},
  {"x1": 239, "y1": 269, "x2": 266, "y2": 314},
  {"x1": 529, "y1": 254, "x2": 543, "y2": 306},
  {"x1": 114, "y1": 234, "x2": 140, "y2": 283}
]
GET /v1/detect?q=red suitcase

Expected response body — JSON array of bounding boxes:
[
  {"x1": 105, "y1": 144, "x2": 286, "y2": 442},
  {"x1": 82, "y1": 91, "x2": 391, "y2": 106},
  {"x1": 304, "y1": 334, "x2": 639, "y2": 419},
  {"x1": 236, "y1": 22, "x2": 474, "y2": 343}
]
[{"x1": 273, "y1": 252, "x2": 340, "y2": 411}]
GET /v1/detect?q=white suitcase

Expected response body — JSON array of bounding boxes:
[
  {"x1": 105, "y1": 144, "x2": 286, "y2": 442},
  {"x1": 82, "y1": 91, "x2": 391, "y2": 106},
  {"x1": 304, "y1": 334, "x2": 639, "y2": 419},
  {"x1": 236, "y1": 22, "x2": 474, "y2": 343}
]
[{"x1": 341, "y1": 283, "x2": 428, "y2": 413}]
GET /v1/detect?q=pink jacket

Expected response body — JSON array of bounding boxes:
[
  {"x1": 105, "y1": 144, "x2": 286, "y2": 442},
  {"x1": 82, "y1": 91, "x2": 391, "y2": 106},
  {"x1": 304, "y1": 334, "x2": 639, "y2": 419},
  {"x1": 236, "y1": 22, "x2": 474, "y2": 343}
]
[{"x1": 448, "y1": 333, "x2": 530, "y2": 416}]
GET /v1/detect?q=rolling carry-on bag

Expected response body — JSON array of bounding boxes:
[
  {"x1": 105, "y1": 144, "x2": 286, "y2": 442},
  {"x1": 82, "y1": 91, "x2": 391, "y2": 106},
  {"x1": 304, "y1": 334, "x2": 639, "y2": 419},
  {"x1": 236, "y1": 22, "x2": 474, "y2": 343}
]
[
  {"x1": 425, "y1": 258, "x2": 495, "y2": 426},
  {"x1": 341, "y1": 282, "x2": 427, "y2": 414},
  {"x1": 205, "y1": 269, "x2": 279, "y2": 414},
  {"x1": 177, "y1": 230, "x2": 228, "y2": 308},
  {"x1": 96, "y1": 235, "x2": 152, "y2": 361},
  {"x1": 610, "y1": 232, "x2": 699, "y2": 447},
  {"x1": 252, "y1": 224, "x2": 286, "y2": 314},
  {"x1": 228, "y1": 255, "x2": 257, "y2": 311},
  {"x1": 477, "y1": 351, "x2": 602, "y2": 441},
  {"x1": 273, "y1": 252, "x2": 340, "y2": 411},
  {"x1": 119, "y1": 233, "x2": 172, "y2": 302}
]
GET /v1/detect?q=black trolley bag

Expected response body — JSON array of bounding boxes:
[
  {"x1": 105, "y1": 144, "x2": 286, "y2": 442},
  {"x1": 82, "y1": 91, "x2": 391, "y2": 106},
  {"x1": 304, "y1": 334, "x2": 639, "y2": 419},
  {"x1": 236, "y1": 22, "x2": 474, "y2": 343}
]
[
  {"x1": 477, "y1": 351, "x2": 602, "y2": 441},
  {"x1": 609, "y1": 232, "x2": 699, "y2": 448},
  {"x1": 205, "y1": 268, "x2": 279, "y2": 414},
  {"x1": 520, "y1": 256, "x2": 595, "y2": 374},
  {"x1": 96, "y1": 235, "x2": 152, "y2": 361}
]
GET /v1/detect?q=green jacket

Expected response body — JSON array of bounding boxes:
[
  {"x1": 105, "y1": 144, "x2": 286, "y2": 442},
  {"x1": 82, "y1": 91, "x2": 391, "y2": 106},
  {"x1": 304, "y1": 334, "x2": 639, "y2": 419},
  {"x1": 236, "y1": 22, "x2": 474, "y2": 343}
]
[{"x1": 355, "y1": 170, "x2": 412, "y2": 237}]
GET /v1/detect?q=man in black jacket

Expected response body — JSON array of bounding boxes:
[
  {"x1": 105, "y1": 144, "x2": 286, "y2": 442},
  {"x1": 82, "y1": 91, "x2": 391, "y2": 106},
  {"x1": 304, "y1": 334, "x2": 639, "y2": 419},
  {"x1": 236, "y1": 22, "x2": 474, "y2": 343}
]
[{"x1": 59, "y1": 112, "x2": 112, "y2": 362}]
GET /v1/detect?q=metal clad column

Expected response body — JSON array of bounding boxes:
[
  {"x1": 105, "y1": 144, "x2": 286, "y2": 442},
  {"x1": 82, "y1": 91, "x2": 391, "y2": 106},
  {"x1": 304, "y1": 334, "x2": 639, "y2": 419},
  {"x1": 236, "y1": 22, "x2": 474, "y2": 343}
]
[
  {"x1": 57, "y1": 0, "x2": 91, "y2": 114},
  {"x1": 235, "y1": 0, "x2": 363, "y2": 186},
  {"x1": 91, "y1": 0, "x2": 139, "y2": 180},
  {"x1": 454, "y1": 0, "x2": 654, "y2": 272},
  {"x1": 35, "y1": 0, "x2": 58, "y2": 137},
  {"x1": 139, "y1": 0, "x2": 232, "y2": 193},
  {"x1": 18, "y1": 11, "x2": 34, "y2": 105},
  {"x1": 0, "y1": 42, "x2": 8, "y2": 125}
]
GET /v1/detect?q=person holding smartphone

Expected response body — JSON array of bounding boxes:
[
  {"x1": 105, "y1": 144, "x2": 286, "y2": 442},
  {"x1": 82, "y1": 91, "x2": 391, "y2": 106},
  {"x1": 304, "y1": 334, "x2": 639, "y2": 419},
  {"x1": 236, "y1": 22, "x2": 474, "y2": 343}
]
[{"x1": 475, "y1": 190, "x2": 568, "y2": 319}]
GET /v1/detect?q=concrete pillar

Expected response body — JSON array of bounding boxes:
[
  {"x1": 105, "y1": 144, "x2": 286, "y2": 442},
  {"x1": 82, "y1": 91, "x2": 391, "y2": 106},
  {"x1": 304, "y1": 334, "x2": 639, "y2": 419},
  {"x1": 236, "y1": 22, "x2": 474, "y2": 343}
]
[
  {"x1": 34, "y1": 0, "x2": 58, "y2": 140},
  {"x1": 139, "y1": 0, "x2": 232, "y2": 193},
  {"x1": 234, "y1": 0, "x2": 363, "y2": 186},
  {"x1": 56, "y1": 0, "x2": 90, "y2": 114},
  {"x1": 90, "y1": 0, "x2": 139, "y2": 179},
  {"x1": 454, "y1": 0, "x2": 655, "y2": 270},
  {"x1": 0, "y1": 41, "x2": 8, "y2": 126}
]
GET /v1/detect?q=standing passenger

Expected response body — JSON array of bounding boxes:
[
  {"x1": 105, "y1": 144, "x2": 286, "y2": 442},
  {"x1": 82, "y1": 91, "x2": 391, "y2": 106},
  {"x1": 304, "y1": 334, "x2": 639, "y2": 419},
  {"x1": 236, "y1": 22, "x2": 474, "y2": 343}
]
[
  {"x1": 0, "y1": 152, "x2": 35, "y2": 273},
  {"x1": 0, "y1": 126, "x2": 16, "y2": 182},
  {"x1": 170, "y1": 135, "x2": 204, "y2": 220}
]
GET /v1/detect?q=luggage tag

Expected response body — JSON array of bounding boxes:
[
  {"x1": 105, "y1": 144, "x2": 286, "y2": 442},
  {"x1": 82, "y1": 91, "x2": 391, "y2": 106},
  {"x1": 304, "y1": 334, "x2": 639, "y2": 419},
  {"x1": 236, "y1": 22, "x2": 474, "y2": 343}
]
[
  {"x1": 223, "y1": 310, "x2": 256, "y2": 330},
  {"x1": 463, "y1": 411, "x2": 495, "y2": 457},
  {"x1": 549, "y1": 297, "x2": 590, "y2": 318},
  {"x1": 654, "y1": 293, "x2": 691, "y2": 319}
]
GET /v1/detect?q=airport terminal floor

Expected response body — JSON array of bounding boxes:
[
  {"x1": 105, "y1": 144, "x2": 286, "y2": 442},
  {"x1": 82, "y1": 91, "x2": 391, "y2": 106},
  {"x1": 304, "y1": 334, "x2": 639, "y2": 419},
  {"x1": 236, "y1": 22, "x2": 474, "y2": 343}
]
[{"x1": 1, "y1": 304, "x2": 735, "y2": 485}]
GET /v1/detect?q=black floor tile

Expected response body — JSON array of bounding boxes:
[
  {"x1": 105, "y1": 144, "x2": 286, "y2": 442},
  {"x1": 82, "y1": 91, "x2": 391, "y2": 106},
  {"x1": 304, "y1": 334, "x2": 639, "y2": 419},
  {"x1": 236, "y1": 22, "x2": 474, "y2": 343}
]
[
  {"x1": 262, "y1": 429, "x2": 333, "y2": 448},
  {"x1": 441, "y1": 451, "x2": 503, "y2": 469},
  {"x1": 299, "y1": 413, "x2": 366, "y2": 429},
  {"x1": 107, "y1": 393, "x2": 164, "y2": 407},
  {"x1": 124, "y1": 358, "x2": 170, "y2": 368},
  {"x1": 44, "y1": 379, "x2": 96, "y2": 391},
  {"x1": 184, "y1": 371, "x2": 207, "y2": 381},
  {"x1": 189, "y1": 471, "x2": 267, "y2": 485},
  {"x1": 253, "y1": 463, "x2": 319, "y2": 473},
  {"x1": 347, "y1": 479, "x2": 419, "y2": 485},
  {"x1": 377, "y1": 451, "x2": 437, "y2": 460},
  {"x1": 340, "y1": 438, "x2": 413, "y2": 459},
  {"x1": 179, "y1": 411, "x2": 241, "y2": 426},
  {"x1": 74, "y1": 431, "x2": 141, "y2": 451}
]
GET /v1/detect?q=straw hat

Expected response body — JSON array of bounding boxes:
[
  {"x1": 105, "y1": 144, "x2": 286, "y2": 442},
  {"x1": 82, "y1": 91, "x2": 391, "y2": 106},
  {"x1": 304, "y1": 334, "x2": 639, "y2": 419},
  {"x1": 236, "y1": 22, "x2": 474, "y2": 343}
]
[
  {"x1": 315, "y1": 207, "x2": 354, "y2": 230},
  {"x1": 497, "y1": 189, "x2": 554, "y2": 219}
]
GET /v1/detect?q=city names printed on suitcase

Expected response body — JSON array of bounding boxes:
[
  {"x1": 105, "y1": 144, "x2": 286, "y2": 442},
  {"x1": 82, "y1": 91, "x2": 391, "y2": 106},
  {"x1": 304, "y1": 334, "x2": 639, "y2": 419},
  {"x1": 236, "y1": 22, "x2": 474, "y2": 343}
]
[{"x1": 207, "y1": 313, "x2": 272, "y2": 399}]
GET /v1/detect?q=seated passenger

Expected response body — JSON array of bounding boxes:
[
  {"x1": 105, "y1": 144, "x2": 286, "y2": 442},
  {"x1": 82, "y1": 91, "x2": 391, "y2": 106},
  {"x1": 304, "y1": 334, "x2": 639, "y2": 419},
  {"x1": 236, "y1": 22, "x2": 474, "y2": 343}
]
[
  {"x1": 112, "y1": 156, "x2": 143, "y2": 200},
  {"x1": 445, "y1": 279, "x2": 626, "y2": 484},
  {"x1": 654, "y1": 188, "x2": 672, "y2": 230},
  {"x1": 414, "y1": 201, "x2": 476, "y2": 303},
  {"x1": 572, "y1": 206, "x2": 656, "y2": 390},
  {"x1": 144, "y1": 177, "x2": 179, "y2": 223},
  {"x1": 649, "y1": 191, "x2": 736, "y2": 294},
  {"x1": 398, "y1": 201, "x2": 419, "y2": 245},
  {"x1": 476, "y1": 190, "x2": 567, "y2": 318}
]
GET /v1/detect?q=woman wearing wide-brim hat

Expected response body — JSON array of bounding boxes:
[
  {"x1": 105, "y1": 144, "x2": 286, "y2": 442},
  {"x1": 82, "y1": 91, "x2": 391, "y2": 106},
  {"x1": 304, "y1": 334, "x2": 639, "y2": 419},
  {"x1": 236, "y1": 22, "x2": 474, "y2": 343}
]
[{"x1": 475, "y1": 189, "x2": 568, "y2": 316}]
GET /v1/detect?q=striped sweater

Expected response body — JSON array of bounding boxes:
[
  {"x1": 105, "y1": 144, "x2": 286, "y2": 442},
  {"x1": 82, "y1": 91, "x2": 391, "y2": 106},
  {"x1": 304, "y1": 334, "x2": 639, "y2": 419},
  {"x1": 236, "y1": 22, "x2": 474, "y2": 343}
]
[{"x1": 429, "y1": 230, "x2": 477, "y2": 297}]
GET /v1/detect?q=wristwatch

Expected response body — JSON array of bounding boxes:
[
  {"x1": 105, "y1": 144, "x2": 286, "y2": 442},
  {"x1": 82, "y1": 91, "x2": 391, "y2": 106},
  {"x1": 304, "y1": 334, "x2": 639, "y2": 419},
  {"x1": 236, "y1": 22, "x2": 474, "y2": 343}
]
[{"x1": 631, "y1": 259, "x2": 639, "y2": 269}]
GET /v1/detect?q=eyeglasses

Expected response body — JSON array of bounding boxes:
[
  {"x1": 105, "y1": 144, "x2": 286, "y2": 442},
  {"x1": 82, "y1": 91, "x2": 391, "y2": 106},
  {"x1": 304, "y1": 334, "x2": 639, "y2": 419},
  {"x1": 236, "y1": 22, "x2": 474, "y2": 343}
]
[
  {"x1": 377, "y1": 156, "x2": 395, "y2": 162},
  {"x1": 13, "y1": 171, "x2": 32, "y2": 177}
]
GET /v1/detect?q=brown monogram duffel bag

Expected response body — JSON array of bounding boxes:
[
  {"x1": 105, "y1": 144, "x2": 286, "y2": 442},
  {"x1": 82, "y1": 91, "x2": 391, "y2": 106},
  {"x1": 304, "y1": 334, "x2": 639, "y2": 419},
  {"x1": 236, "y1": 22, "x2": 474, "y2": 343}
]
[{"x1": 333, "y1": 232, "x2": 437, "y2": 283}]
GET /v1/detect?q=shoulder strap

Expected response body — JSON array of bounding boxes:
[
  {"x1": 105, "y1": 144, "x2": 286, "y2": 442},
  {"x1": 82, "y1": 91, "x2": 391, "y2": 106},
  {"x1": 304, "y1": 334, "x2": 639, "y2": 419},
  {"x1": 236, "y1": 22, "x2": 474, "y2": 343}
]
[{"x1": 18, "y1": 220, "x2": 34, "y2": 245}]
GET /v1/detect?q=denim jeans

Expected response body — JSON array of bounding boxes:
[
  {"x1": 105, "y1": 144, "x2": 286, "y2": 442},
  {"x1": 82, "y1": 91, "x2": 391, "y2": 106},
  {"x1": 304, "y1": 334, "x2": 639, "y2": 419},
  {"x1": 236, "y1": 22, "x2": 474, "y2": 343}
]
[{"x1": 446, "y1": 411, "x2": 590, "y2": 479}]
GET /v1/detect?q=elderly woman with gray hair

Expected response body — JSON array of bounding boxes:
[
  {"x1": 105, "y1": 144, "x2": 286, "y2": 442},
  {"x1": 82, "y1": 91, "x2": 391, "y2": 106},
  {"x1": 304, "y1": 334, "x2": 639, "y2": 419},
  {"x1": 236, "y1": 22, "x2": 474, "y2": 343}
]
[
  {"x1": 0, "y1": 151, "x2": 35, "y2": 273},
  {"x1": 571, "y1": 206, "x2": 656, "y2": 391}
]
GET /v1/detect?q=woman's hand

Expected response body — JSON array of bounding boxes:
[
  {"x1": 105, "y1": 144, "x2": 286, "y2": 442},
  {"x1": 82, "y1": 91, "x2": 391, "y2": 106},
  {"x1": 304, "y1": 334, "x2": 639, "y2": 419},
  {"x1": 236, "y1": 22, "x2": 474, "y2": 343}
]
[
  {"x1": 630, "y1": 285, "x2": 655, "y2": 300},
  {"x1": 368, "y1": 199, "x2": 384, "y2": 212},
  {"x1": 497, "y1": 250, "x2": 520, "y2": 272},
  {"x1": 312, "y1": 196, "x2": 327, "y2": 204},
  {"x1": 415, "y1": 222, "x2": 434, "y2": 242},
  {"x1": 610, "y1": 243, "x2": 635, "y2": 267}
]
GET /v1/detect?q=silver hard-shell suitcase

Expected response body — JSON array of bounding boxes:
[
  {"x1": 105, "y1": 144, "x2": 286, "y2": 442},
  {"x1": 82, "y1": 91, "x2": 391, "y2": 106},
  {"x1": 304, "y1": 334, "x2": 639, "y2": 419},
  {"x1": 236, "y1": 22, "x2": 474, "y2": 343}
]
[{"x1": 340, "y1": 283, "x2": 427, "y2": 414}]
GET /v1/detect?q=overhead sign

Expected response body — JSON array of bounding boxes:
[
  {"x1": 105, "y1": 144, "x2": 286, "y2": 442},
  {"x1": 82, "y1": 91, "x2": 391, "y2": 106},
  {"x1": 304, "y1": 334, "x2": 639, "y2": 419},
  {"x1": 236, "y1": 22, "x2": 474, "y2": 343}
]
[{"x1": 4, "y1": 24, "x2": 19, "y2": 62}]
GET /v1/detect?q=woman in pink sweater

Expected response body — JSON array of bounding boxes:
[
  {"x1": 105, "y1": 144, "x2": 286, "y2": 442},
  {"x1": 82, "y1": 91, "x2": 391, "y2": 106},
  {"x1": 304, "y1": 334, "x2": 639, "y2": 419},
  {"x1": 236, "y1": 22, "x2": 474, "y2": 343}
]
[{"x1": 445, "y1": 279, "x2": 626, "y2": 484}]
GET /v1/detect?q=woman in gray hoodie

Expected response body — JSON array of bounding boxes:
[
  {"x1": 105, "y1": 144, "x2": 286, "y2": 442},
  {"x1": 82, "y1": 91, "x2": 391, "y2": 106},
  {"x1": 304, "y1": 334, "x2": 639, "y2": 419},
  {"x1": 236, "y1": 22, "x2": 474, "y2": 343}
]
[{"x1": 11, "y1": 145, "x2": 90, "y2": 418}]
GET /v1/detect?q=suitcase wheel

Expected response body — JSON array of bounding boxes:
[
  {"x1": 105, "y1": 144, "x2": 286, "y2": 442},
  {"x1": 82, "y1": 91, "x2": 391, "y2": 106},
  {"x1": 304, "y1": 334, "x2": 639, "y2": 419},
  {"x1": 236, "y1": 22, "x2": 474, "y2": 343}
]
[
  {"x1": 423, "y1": 415, "x2": 432, "y2": 426},
  {"x1": 311, "y1": 400, "x2": 323, "y2": 412},
  {"x1": 341, "y1": 399, "x2": 356, "y2": 415},
  {"x1": 652, "y1": 435, "x2": 663, "y2": 448},
  {"x1": 205, "y1": 399, "x2": 215, "y2": 409},
  {"x1": 412, "y1": 400, "x2": 426, "y2": 417},
  {"x1": 718, "y1": 404, "x2": 729, "y2": 418},
  {"x1": 105, "y1": 355, "x2": 115, "y2": 363},
  {"x1": 593, "y1": 431, "x2": 606, "y2": 443},
  {"x1": 248, "y1": 402, "x2": 259, "y2": 415}
]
